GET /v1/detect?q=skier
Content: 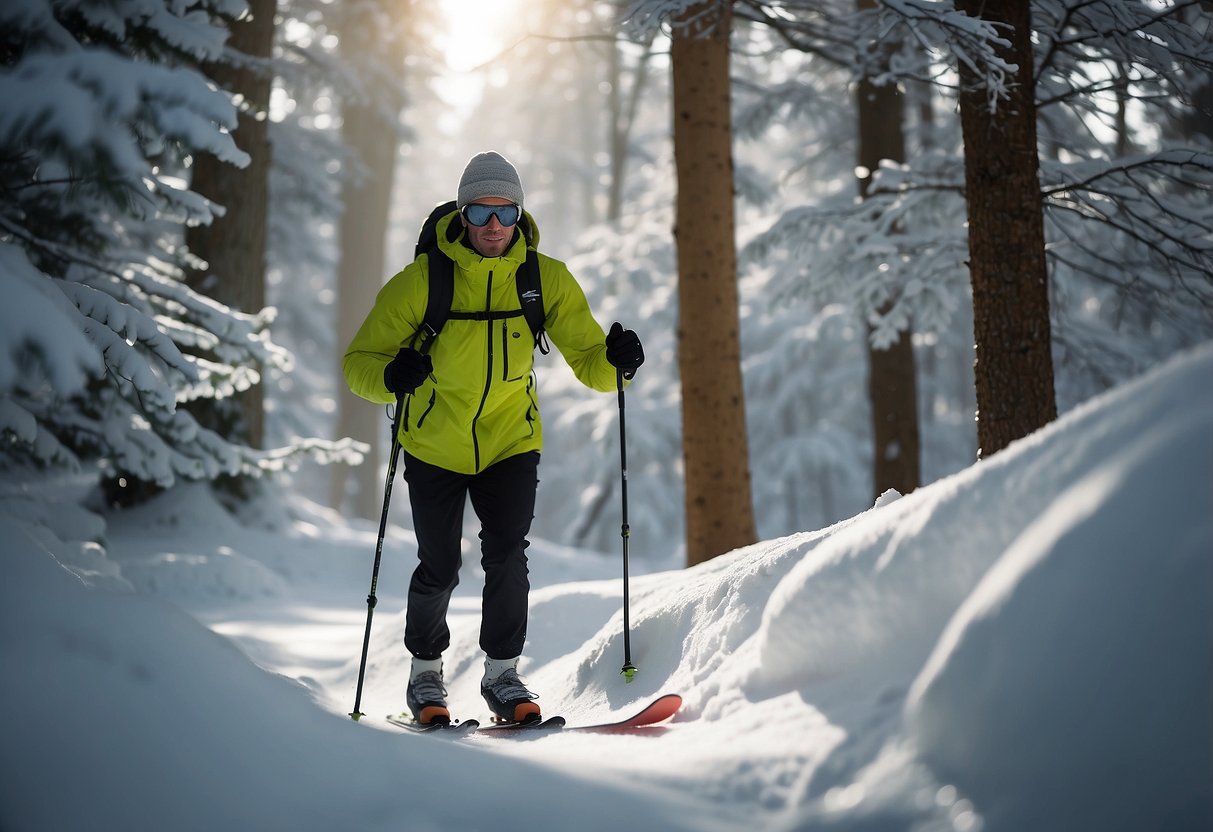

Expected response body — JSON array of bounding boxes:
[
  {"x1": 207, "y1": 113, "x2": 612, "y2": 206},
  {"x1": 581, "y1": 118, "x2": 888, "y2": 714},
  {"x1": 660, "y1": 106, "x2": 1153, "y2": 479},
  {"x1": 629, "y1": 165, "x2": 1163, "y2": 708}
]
[{"x1": 343, "y1": 151, "x2": 645, "y2": 725}]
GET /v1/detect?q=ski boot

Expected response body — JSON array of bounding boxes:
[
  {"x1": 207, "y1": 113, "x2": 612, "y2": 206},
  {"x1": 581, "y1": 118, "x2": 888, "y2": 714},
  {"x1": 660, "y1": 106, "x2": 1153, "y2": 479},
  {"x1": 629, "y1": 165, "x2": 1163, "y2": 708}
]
[
  {"x1": 406, "y1": 669, "x2": 450, "y2": 725},
  {"x1": 481, "y1": 667, "x2": 541, "y2": 724}
]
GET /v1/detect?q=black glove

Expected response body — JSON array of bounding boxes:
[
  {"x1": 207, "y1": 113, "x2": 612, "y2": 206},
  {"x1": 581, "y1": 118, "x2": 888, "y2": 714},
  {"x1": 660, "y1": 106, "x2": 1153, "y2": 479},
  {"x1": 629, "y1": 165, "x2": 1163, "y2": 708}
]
[
  {"x1": 384, "y1": 347, "x2": 432, "y2": 395},
  {"x1": 605, "y1": 322, "x2": 644, "y2": 376}
]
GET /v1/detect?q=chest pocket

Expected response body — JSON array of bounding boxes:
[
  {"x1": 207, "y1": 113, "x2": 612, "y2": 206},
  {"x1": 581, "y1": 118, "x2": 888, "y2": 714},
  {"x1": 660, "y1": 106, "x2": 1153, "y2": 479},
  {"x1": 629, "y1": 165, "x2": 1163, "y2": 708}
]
[{"x1": 501, "y1": 318, "x2": 535, "y2": 383}]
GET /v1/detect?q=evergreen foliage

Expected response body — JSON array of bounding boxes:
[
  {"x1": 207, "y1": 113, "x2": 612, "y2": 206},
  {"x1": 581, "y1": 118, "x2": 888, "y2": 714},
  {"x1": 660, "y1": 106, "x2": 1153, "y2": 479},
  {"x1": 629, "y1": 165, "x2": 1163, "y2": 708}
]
[
  {"x1": 0, "y1": 0, "x2": 362, "y2": 505},
  {"x1": 743, "y1": 1, "x2": 1213, "y2": 427}
]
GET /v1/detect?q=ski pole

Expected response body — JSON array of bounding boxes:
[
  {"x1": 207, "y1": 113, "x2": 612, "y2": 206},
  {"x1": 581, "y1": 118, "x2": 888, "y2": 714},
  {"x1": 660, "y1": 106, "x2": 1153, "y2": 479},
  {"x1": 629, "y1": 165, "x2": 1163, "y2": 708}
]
[
  {"x1": 617, "y1": 368, "x2": 637, "y2": 683},
  {"x1": 350, "y1": 393, "x2": 405, "y2": 720}
]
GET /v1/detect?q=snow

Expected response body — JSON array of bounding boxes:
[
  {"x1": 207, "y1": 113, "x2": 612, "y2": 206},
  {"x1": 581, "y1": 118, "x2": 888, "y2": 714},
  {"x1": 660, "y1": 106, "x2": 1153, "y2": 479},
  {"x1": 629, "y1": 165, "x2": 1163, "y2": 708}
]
[
  {"x1": 0, "y1": 242, "x2": 100, "y2": 398},
  {"x1": 3, "y1": 343, "x2": 1212, "y2": 831}
]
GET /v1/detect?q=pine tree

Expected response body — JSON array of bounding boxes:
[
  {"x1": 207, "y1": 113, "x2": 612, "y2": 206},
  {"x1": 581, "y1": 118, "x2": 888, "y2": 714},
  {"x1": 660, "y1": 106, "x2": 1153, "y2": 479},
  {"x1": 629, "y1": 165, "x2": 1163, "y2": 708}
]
[
  {"x1": 0, "y1": 0, "x2": 360, "y2": 512},
  {"x1": 185, "y1": 0, "x2": 279, "y2": 453},
  {"x1": 855, "y1": 0, "x2": 920, "y2": 500},
  {"x1": 956, "y1": 0, "x2": 1057, "y2": 457},
  {"x1": 329, "y1": 0, "x2": 411, "y2": 517},
  {"x1": 670, "y1": 0, "x2": 759, "y2": 565}
]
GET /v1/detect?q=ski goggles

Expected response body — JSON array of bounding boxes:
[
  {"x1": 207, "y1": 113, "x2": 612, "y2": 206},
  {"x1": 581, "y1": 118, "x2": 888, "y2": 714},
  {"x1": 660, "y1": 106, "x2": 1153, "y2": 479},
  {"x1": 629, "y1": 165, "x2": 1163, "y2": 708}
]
[{"x1": 462, "y1": 202, "x2": 521, "y2": 228}]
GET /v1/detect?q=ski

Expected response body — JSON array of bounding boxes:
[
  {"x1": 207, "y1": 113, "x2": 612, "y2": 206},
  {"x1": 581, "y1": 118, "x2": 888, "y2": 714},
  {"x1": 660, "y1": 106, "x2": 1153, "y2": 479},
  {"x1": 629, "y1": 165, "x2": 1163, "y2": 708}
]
[
  {"x1": 477, "y1": 715, "x2": 567, "y2": 736},
  {"x1": 475, "y1": 693, "x2": 682, "y2": 737},
  {"x1": 386, "y1": 714, "x2": 480, "y2": 737},
  {"x1": 566, "y1": 693, "x2": 682, "y2": 733},
  {"x1": 385, "y1": 694, "x2": 681, "y2": 739}
]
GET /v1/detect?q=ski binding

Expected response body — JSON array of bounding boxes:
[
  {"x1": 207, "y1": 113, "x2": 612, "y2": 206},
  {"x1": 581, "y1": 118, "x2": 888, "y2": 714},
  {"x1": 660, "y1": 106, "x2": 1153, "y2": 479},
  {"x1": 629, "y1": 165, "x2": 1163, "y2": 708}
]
[{"x1": 386, "y1": 713, "x2": 479, "y2": 737}]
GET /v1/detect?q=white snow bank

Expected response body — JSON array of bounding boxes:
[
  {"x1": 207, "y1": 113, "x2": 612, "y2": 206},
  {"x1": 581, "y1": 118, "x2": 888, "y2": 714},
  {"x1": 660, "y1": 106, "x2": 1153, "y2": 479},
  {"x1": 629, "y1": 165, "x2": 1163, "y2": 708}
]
[
  {"x1": 907, "y1": 401, "x2": 1213, "y2": 831},
  {"x1": 0, "y1": 520, "x2": 724, "y2": 832},
  {"x1": 751, "y1": 339, "x2": 1213, "y2": 700},
  {"x1": 5, "y1": 343, "x2": 1211, "y2": 831}
]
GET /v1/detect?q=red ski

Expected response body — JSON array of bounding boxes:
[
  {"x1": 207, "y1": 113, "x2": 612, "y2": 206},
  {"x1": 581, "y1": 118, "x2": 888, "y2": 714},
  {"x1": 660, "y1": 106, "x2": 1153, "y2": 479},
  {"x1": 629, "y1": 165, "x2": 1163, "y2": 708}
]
[
  {"x1": 565, "y1": 693, "x2": 682, "y2": 733},
  {"x1": 474, "y1": 693, "x2": 683, "y2": 738}
]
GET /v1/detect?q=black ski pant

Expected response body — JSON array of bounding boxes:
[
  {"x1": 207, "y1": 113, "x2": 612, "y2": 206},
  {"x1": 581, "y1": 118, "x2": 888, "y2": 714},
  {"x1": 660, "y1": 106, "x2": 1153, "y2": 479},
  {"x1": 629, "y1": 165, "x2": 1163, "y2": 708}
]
[{"x1": 401, "y1": 449, "x2": 539, "y2": 662}]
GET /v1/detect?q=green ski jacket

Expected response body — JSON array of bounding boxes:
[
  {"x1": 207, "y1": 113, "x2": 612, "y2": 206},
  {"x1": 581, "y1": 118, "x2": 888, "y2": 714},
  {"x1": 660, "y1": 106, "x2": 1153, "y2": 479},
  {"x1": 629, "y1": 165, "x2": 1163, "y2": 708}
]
[{"x1": 343, "y1": 211, "x2": 618, "y2": 474}]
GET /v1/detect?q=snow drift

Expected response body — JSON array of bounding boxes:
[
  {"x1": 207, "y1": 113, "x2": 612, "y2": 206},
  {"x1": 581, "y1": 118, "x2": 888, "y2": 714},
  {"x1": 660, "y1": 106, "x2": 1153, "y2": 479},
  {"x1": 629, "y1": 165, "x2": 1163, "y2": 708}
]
[{"x1": 2, "y1": 343, "x2": 1210, "y2": 831}]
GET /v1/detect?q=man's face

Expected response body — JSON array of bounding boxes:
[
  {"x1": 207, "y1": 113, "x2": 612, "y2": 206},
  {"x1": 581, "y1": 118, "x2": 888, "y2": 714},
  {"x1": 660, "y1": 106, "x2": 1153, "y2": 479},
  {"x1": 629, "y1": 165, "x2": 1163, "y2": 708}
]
[{"x1": 462, "y1": 196, "x2": 517, "y2": 258}]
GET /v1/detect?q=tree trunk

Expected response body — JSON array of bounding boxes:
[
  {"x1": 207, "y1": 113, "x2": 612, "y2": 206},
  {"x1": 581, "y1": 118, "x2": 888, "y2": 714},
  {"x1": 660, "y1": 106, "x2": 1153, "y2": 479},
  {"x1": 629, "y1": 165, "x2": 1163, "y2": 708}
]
[
  {"x1": 855, "y1": 5, "x2": 920, "y2": 502},
  {"x1": 671, "y1": 1, "x2": 758, "y2": 566},
  {"x1": 329, "y1": 7, "x2": 404, "y2": 518},
  {"x1": 1174, "y1": 3, "x2": 1213, "y2": 142},
  {"x1": 606, "y1": 35, "x2": 625, "y2": 223},
  {"x1": 956, "y1": 0, "x2": 1057, "y2": 458},
  {"x1": 184, "y1": 0, "x2": 276, "y2": 449},
  {"x1": 606, "y1": 33, "x2": 655, "y2": 223},
  {"x1": 866, "y1": 324, "x2": 920, "y2": 499}
]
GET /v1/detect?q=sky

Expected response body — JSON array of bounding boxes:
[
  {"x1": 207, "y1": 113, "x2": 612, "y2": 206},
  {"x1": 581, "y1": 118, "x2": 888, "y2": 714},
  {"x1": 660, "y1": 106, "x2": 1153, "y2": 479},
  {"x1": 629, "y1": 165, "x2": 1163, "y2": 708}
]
[
  {"x1": 431, "y1": 0, "x2": 523, "y2": 127},
  {"x1": 436, "y1": 0, "x2": 521, "y2": 72},
  {"x1": 2, "y1": 341, "x2": 1209, "y2": 831}
]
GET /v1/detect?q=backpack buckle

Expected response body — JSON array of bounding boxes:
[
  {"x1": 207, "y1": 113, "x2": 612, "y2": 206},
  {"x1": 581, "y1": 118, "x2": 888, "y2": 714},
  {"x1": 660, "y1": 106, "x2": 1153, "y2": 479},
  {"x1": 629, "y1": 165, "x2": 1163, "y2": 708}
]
[{"x1": 417, "y1": 323, "x2": 439, "y2": 356}]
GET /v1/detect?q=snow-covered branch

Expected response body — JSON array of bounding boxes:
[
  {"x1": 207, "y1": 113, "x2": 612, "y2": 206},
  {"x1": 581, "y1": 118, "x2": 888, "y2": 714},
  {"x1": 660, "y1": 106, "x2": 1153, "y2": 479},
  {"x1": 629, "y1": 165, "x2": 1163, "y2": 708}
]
[{"x1": 0, "y1": 0, "x2": 363, "y2": 504}]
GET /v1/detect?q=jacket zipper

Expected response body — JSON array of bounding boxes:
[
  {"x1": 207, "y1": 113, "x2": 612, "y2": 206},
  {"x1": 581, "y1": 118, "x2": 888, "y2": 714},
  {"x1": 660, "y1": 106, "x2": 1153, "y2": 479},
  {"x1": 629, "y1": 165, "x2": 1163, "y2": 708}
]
[
  {"x1": 416, "y1": 390, "x2": 436, "y2": 428},
  {"x1": 470, "y1": 270, "x2": 494, "y2": 471},
  {"x1": 525, "y1": 374, "x2": 537, "y2": 436},
  {"x1": 501, "y1": 320, "x2": 509, "y2": 382}
]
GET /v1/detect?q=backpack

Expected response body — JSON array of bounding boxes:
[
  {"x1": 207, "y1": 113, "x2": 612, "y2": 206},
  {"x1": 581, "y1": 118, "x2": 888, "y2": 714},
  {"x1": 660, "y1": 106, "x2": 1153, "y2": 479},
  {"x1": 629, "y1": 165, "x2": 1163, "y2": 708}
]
[{"x1": 411, "y1": 200, "x2": 549, "y2": 357}]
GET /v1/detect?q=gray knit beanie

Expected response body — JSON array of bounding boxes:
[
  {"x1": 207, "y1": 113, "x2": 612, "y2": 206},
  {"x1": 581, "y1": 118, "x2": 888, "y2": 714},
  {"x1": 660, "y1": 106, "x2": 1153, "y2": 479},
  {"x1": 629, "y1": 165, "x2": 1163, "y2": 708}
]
[{"x1": 457, "y1": 151, "x2": 524, "y2": 210}]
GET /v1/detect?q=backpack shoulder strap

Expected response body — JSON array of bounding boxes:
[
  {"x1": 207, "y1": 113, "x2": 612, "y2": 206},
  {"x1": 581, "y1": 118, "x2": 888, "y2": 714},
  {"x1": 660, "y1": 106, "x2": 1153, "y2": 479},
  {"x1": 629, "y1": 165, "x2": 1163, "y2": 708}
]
[
  {"x1": 417, "y1": 248, "x2": 453, "y2": 356},
  {"x1": 411, "y1": 201, "x2": 460, "y2": 355},
  {"x1": 515, "y1": 250, "x2": 549, "y2": 355}
]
